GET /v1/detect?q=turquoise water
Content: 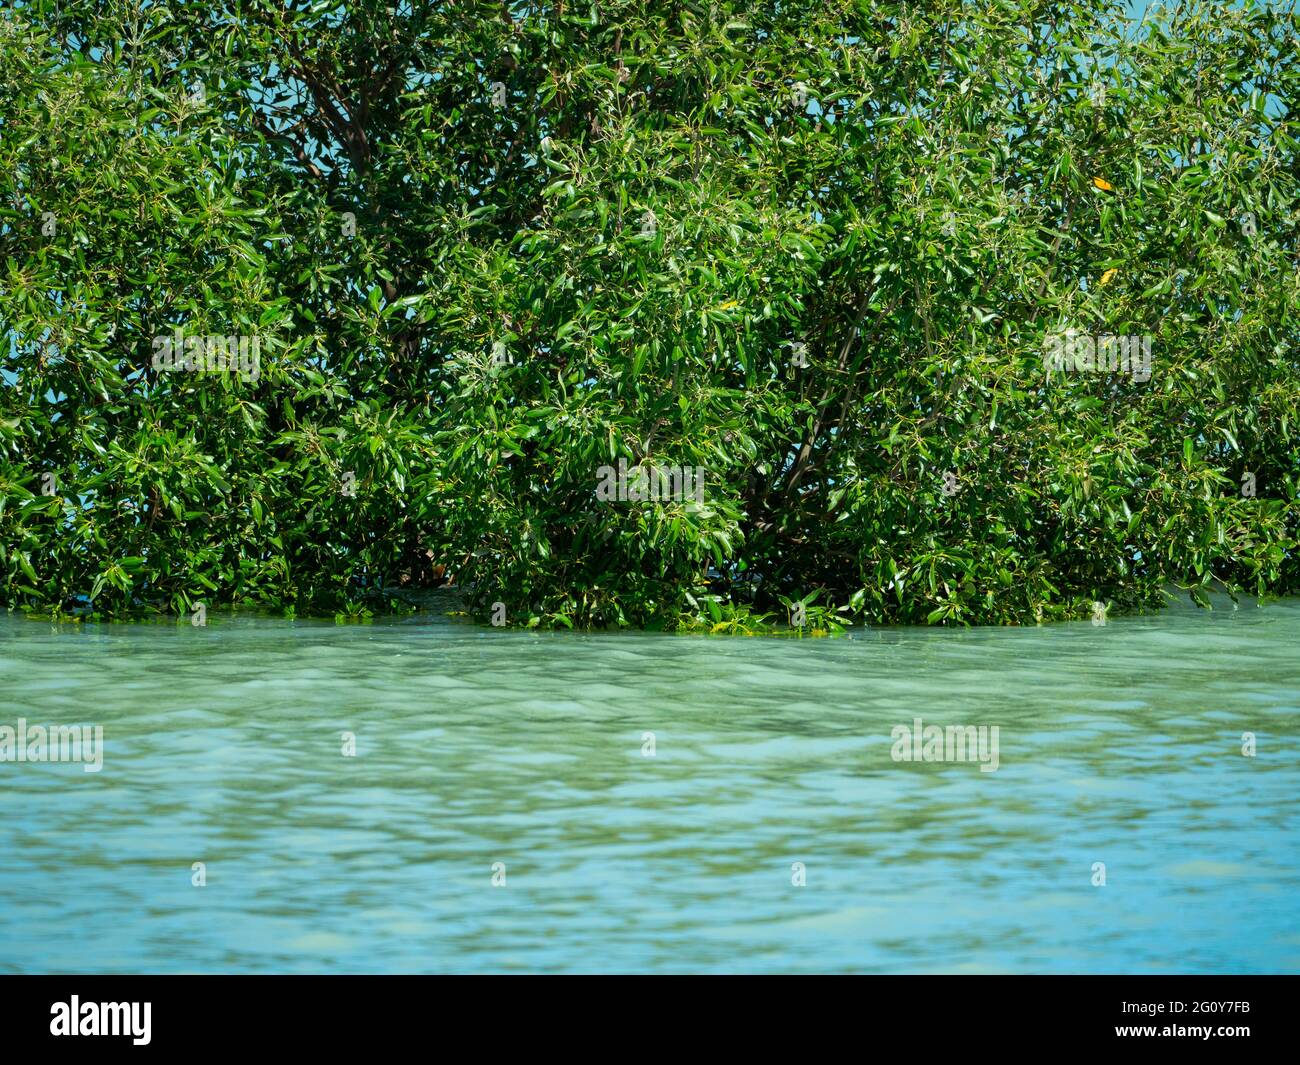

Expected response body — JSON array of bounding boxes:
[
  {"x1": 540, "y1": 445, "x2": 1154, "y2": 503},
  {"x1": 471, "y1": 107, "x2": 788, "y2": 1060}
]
[{"x1": 0, "y1": 597, "x2": 1297, "y2": 974}]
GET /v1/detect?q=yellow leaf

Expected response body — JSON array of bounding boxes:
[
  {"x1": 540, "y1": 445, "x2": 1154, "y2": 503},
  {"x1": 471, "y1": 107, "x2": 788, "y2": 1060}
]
[
  {"x1": 716, "y1": 300, "x2": 739, "y2": 311},
  {"x1": 1092, "y1": 176, "x2": 1114, "y2": 192},
  {"x1": 1099, "y1": 268, "x2": 1118, "y2": 286}
]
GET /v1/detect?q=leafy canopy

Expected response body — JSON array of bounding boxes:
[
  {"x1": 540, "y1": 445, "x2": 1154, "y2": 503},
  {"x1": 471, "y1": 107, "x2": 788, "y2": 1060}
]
[{"x1": 1, "y1": 0, "x2": 1297, "y2": 629}]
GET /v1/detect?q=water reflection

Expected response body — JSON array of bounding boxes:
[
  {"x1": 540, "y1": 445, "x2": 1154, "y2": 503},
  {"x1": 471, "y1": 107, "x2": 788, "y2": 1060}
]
[{"x1": 1, "y1": 597, "x2": 1297, "y2": 973}]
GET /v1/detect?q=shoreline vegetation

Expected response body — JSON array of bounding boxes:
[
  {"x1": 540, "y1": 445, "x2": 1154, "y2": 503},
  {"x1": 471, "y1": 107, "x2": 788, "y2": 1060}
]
[
  {"x1": 10, "y1": 583, "x2": 1281, "y2": 637},
  {"x1": 2, "y1": 2, "x2": 1297, "y2": 632}
]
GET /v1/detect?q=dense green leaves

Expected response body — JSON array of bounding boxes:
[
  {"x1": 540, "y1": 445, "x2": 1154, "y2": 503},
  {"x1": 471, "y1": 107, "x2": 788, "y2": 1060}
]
[{"x1": 1, "y1": 0, "x2": 1297, "y2": 628}]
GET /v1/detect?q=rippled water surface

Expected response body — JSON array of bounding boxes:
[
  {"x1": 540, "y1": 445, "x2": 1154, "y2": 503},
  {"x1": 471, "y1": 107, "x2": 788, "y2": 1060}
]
[{"x1": 1, "y1": 598, "x2": 1298, "y2": 973}]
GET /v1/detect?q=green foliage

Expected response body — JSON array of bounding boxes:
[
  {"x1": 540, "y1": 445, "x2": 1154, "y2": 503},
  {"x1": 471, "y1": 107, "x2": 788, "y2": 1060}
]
[{"x1": 1, "y1": 0, "x2": 1297, "y2": 628}]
